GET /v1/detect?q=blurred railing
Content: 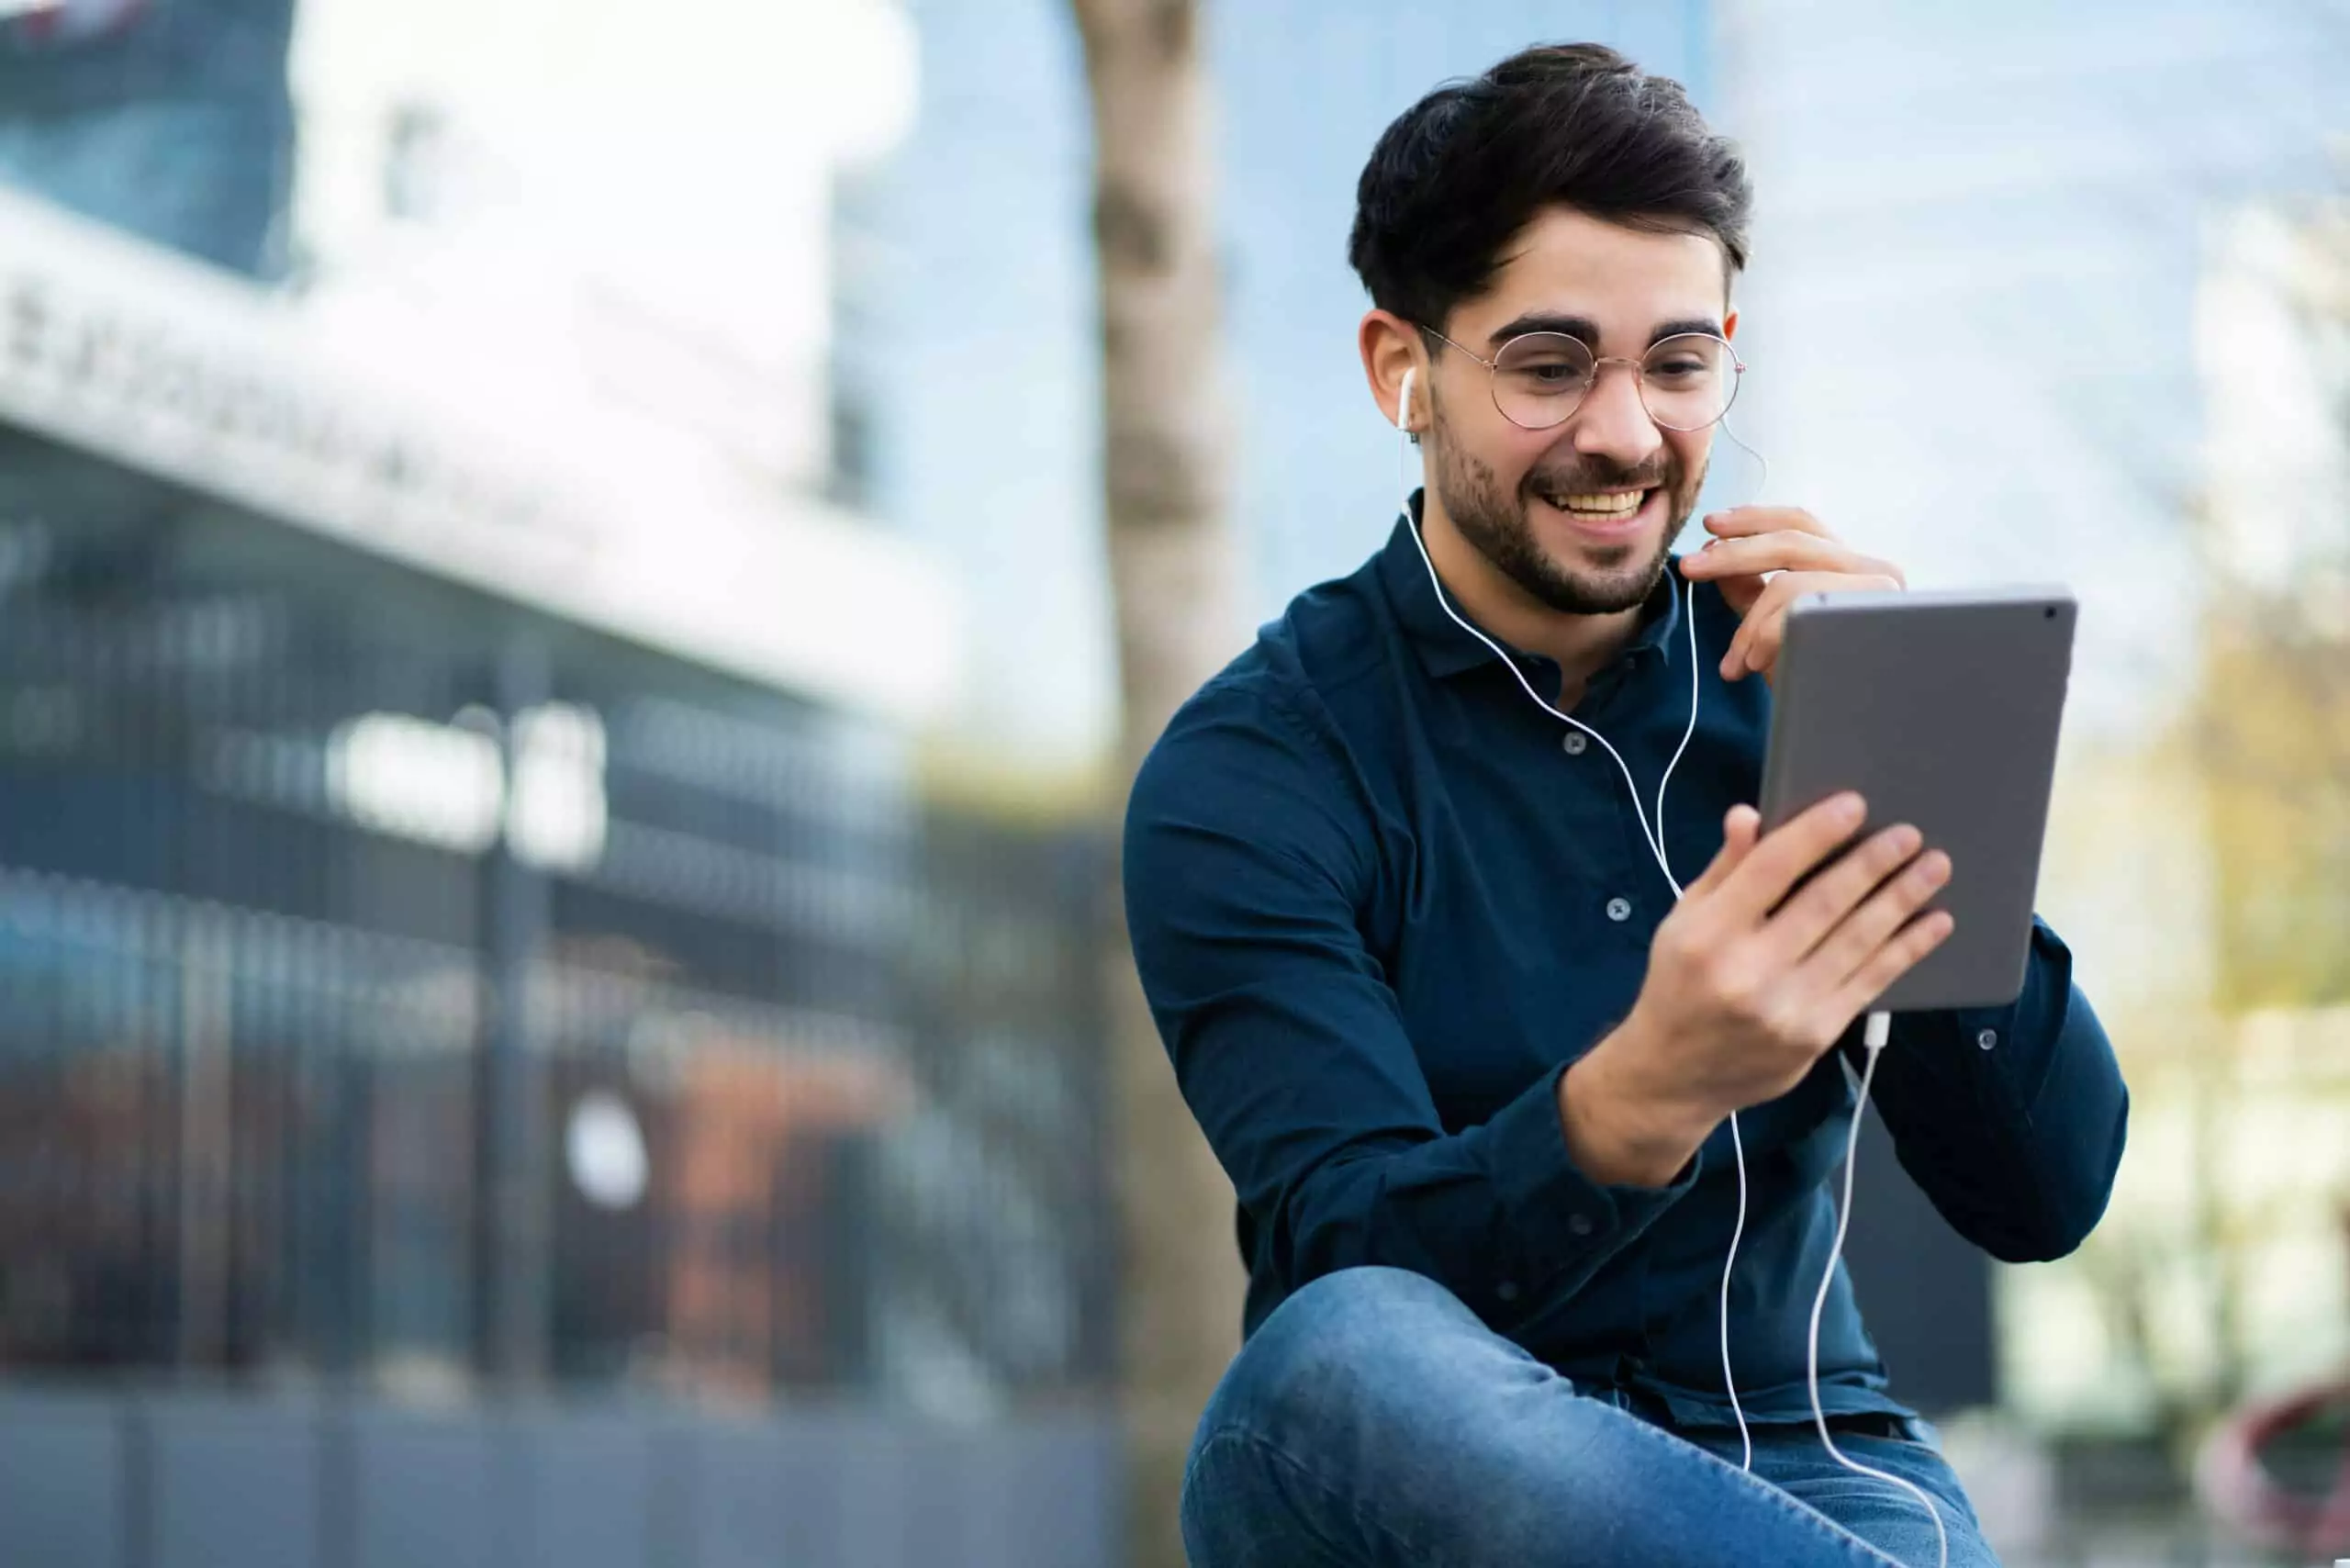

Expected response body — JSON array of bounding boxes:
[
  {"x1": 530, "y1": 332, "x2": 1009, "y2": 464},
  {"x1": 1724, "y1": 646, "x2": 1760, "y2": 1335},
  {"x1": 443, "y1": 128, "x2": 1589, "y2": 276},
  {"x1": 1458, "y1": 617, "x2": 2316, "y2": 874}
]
[
  {"x1": 0, "y1": 857, "x2": 1111, "y2": 1407},
  {"x1": 0, "y1": 433, "x2": 1115, "y2": 1415}
]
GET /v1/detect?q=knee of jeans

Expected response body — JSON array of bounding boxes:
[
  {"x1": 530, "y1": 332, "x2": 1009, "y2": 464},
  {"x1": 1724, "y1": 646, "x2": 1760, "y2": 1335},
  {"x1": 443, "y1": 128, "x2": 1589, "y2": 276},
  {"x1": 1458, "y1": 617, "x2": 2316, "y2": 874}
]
[{"x1": 1200, "y1": 1267, "x2": 1503, "y2": 1451}]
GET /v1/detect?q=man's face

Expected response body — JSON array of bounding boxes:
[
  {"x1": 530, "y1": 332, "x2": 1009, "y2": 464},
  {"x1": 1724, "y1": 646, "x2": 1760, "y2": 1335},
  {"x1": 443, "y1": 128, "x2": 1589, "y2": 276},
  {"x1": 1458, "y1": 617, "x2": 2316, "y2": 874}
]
[{"x1": 1424, "y1": 207, "x2": 1734, "y2": 616}]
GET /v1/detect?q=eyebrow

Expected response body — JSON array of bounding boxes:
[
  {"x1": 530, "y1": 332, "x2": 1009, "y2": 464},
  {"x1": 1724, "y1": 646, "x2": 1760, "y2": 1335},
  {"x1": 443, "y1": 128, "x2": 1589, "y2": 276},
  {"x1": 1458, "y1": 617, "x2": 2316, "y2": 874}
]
[{"x1": 1484, "y1": 313, "x2": 1726, "y2": 351}]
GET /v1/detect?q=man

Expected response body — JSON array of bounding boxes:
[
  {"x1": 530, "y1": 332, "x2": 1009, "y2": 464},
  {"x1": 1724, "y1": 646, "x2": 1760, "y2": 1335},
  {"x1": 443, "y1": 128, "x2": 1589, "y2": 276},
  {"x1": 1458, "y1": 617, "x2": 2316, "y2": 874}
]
[{"x1": 1123, "y1": 42, "x2": 2127, "y2": 1568}]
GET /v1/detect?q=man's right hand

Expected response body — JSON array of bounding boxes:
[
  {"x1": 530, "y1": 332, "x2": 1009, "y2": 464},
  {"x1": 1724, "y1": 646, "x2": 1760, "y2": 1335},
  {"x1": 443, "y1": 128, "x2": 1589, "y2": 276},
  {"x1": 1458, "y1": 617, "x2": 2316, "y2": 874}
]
[{"x1": 1558, "y1": 793, "x2": 1954, "y2": 1187}]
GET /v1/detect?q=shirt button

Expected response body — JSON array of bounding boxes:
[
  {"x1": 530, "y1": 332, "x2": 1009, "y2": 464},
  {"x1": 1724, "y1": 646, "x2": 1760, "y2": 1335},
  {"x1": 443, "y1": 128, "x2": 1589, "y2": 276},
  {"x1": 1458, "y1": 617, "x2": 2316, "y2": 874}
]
[
  {"x1": 1606, "y1": 897, "x2": 1632, "y2": 923},
  {"x1": 1567, "y1": 1213, "x2": 1595, "y2": 1238},
  {"x1": 1496, "y1": 1281, "x2": 1520, "y2": 1304},
  {"x1": 1976, "y1": 1029, "x2": 1998, "y2": 1051},
  {"x1": 1561, "y1": 731, "x2": 1588, "y2": 756}
]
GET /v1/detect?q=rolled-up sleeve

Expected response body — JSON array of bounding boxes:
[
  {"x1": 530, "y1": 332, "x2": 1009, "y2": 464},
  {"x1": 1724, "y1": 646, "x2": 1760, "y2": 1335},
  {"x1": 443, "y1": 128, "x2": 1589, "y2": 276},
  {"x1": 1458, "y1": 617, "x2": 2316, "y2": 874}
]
[
  {"x1": 1856, "y1": 917, "x2": 2129, "y2": 1263},
  {"x1": 1124, "y1": 680, "x2": 1695, "y2": 1333}
]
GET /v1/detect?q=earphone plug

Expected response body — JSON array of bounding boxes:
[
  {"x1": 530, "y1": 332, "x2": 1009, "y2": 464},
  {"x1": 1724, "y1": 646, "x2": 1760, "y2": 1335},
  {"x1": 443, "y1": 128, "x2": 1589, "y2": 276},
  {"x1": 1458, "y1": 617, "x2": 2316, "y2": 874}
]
[{"x1": 1397, "y1": 368, "x2": 1416, "y2": 434}]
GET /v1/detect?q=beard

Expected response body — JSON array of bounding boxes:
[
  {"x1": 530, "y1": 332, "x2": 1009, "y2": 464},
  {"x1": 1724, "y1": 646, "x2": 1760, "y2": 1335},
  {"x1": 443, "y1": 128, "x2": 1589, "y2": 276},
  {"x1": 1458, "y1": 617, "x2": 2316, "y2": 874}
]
[{"x1": 1427, "y1": 398, "x2": 1705, "y2": 616}]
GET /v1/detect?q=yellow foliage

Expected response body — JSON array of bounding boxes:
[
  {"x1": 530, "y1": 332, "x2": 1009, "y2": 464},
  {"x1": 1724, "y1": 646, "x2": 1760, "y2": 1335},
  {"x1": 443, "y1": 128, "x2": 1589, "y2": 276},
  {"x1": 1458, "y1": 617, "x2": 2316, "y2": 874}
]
[{"x1": 2190, "y1": 613, "x2": 2350, "y2": 1011}]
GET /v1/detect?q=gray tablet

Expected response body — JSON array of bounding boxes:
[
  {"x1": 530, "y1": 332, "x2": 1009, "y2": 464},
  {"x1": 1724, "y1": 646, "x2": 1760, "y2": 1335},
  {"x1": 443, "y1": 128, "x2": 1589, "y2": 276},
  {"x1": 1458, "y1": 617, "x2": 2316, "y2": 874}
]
[{"x1": 1756, "y1": 585, "x2": 2076, "y2": 1014}]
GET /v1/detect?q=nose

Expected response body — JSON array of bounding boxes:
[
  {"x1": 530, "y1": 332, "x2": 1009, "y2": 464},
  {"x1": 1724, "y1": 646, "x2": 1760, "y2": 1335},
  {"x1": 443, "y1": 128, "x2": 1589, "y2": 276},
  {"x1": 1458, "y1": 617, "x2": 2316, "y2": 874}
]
[{"x1": 1570, "y1": 360, "x2": 1664, "y2": 470}]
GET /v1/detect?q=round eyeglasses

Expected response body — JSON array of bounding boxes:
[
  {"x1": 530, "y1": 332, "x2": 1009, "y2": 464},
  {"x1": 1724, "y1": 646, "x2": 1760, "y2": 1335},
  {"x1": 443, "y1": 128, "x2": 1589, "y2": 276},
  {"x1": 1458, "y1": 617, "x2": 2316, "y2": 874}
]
[{"x1": 1424, "y1": 328, "x2": 1744, "y2": 432}]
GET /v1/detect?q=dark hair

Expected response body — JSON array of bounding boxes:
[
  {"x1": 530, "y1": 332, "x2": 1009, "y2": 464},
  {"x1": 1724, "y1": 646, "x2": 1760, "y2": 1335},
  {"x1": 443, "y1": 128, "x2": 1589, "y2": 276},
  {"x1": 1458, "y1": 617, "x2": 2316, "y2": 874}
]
[{"x1": 1348, "y1": 43, "x2": 1751, "y2": 333}]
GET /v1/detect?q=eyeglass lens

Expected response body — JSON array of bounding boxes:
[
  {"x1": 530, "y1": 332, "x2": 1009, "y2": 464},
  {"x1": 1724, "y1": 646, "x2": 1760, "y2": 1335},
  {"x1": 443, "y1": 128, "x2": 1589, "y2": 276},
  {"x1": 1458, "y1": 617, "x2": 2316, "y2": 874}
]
[{"x1": 1488, "y1": 331, "x2": 1739, "y2": 431}]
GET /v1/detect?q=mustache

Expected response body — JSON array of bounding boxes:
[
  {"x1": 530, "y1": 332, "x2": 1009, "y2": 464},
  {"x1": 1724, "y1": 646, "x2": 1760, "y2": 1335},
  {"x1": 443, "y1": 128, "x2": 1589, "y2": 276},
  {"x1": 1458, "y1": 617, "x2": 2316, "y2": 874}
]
[{"x1": 1523, "y1": 459, "x2": 1679, "y2": 494}]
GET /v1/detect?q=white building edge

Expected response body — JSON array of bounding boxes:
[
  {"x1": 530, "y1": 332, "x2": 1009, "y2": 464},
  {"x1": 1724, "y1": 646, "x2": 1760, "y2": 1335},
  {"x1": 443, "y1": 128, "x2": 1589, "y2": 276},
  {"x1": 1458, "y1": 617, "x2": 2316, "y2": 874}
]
[{"x1": 0, "y1": 185, "x2": 962, "y2": 726}]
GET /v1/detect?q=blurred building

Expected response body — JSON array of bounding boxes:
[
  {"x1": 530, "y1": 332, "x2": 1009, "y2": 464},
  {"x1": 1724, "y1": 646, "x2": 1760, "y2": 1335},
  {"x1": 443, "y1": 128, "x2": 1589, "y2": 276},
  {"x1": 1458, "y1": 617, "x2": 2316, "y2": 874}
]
[
  {"x1": 1718, "y1": 5, "x2": 2350, "y2": 1556},
  {"x1": 0, "y1": 3, "x2": 1122, "y2": 1564},
  {"x1": 1719, "y1": 0, "x2": 2349, "y2": 742}
]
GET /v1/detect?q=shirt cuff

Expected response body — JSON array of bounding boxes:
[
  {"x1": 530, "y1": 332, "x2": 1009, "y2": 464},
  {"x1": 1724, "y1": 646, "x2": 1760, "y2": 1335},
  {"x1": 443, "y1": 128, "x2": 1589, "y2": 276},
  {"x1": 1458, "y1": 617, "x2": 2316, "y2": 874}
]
[
  {"x1": 1891, "y1": 915, "x2": 2072, "y2": 1094},
  {"x1": 1479, "y1": 1060, "x2": 1701, "y2": 1317}
]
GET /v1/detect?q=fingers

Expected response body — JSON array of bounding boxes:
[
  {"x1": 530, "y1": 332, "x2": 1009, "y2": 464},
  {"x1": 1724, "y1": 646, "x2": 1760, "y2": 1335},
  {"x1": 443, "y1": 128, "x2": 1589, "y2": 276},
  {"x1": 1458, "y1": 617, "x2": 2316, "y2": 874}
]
[
  {"x1": 1718, "y1": 568, "x2": 1904, "y2": 681},
  {"x1": 1720, "y1": 572, "x2": 1820, "y2": 680},
  {"x1": 1763, "y1": 821, "x2": 1932, "y2": 964},
  {"x1": 1790, "y1": 836, "x2": 1951, "y2": 986},
  {"x1": 1700, "y1": 506, "x2": 1838, "y2": 542},
  {"x1": 1713, "y1": 792, "x2": 1868, "y2": 926},
  {"x1": 1685, "y1": 532, "x2": 1843, "y2": 576},
  {"x1": 1681, "y1": 513, "x2": 1906, "y2": 689},
  {"x1": 1683, "y1": 532, "x2": 1902, "y2": 584},
  {"x1": 1824, "y1": 906, "x2": 1957, "y2": 1024}
]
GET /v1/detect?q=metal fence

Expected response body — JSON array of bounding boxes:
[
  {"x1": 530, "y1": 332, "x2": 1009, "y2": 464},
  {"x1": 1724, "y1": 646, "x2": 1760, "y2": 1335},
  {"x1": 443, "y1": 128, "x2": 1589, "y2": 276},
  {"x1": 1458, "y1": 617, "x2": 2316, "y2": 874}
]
[
  {"x1": 0, "y1": 829, "x2": 1112, "y2": 1411},
  {"x1": 0, "y1": 437, "x2": 1116, "y2": 1416}
]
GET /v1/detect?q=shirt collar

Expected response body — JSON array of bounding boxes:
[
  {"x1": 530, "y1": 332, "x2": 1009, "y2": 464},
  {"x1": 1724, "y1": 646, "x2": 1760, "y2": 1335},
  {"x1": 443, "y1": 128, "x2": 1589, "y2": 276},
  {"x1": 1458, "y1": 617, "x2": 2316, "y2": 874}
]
[{"x1": 1376, "y1": 491, "x2": 1686, "y2": 682}]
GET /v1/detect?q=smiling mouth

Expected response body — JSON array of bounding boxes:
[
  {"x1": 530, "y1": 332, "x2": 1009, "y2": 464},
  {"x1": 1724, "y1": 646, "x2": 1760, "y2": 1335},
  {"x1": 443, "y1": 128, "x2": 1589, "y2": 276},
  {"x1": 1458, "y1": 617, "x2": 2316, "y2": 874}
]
[{"x1": 1532, "y1": 487, "x2": 1653, "y2": 521}]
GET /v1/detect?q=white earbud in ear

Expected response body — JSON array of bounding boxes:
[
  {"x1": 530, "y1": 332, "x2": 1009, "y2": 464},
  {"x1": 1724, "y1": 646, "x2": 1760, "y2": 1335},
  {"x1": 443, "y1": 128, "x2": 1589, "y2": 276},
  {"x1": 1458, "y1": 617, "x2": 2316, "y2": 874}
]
[{"x1": 1396, "y1": 368, "x2": 1416, "y2": 434}]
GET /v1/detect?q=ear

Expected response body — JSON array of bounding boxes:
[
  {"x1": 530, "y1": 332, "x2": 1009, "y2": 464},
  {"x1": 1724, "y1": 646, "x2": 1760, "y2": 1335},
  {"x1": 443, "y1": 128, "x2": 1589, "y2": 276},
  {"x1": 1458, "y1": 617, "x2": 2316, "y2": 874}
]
[
  {"x1": 1722, "y1": 308, "x2": 1740, "y2": 345},
  {"x1": 1359, "y1": 309, "x2": 1427, "y2": 432}
]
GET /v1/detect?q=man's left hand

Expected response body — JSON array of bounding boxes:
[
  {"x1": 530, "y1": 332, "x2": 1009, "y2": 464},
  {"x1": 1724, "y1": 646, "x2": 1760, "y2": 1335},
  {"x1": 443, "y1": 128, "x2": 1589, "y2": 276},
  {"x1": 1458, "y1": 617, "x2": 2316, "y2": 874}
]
[{"x1": 1677, "y1": 507, "x2": 1905, "y2": 686}]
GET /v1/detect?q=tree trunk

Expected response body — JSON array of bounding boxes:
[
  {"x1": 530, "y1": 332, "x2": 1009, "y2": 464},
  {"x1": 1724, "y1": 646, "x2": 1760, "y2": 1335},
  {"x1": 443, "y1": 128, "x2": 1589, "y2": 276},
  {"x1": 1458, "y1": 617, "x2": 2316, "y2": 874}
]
[{"x1": 1068, "y1": 1, "x2": 1248, "y2": 1563}]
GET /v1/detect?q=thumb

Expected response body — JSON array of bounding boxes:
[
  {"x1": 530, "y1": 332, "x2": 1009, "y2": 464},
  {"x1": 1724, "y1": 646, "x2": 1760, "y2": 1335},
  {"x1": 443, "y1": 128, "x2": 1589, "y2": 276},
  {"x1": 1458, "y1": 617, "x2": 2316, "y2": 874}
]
[
  {"x1": 1686, "y1": 805, "x2": 1762, "y2": 897},
  {"x1": 1718, "y1": 574, "x2": 1769, "y2": 617}
]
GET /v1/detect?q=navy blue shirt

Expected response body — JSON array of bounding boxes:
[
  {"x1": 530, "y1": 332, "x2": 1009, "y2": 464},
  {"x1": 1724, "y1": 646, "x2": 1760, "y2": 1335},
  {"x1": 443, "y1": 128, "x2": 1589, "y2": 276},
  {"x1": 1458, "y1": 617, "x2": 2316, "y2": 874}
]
[{"x1": 1124, "y1": 507, "x2": 2130, "y2": 1428}]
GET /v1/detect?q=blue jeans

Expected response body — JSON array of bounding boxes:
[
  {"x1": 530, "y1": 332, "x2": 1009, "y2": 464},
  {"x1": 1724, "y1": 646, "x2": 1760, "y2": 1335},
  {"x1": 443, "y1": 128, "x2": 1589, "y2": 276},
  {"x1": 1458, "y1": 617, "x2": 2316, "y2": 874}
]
[{"x1": 1181, "y1": 1268, "x2": 1997, "y2": 1567}]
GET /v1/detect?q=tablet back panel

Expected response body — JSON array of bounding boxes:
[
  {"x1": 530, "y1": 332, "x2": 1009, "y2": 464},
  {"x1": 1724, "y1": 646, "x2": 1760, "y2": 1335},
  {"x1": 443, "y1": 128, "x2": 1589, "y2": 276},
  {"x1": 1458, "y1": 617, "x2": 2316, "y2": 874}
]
[{"x1": 1757, "y1": 587, "x2": 2076, "y2": 1013}]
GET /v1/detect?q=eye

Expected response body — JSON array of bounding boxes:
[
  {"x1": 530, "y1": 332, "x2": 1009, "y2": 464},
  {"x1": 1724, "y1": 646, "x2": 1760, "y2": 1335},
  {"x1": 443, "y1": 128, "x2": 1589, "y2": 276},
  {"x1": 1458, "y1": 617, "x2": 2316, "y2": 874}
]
[{"x1": 1493, "y1": 333, "x2": 1594, "y2": 395}]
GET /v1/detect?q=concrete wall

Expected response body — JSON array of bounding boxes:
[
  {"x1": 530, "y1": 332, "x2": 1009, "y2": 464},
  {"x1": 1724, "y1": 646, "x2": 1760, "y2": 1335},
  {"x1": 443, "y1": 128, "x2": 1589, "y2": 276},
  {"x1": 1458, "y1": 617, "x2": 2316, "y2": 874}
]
[{"x1": 0, "y1": 1389, "x2": 1120, "y2": 1568}]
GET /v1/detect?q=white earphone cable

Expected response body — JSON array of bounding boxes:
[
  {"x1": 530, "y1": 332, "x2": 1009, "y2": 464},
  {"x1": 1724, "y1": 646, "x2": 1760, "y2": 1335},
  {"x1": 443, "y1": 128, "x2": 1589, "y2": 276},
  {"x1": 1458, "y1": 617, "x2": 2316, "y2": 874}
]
[
  {"x1": 1393, "y1": 375, "x2": 1697, "y2": 899},
  {"x1": 1396, "y1": 371, "x2": 1753, "y2": 1466},
  {"x1": 1813, "y1": 1020, "x2": 1951, "y2": 1568},
  {"x1": 1392, "y1": 380, "x2": 1935, "y2": 1567}
]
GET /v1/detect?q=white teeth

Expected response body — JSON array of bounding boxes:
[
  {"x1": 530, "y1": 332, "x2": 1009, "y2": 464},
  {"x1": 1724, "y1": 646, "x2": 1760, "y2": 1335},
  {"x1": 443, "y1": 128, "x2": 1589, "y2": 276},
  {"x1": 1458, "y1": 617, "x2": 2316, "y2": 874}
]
[{"x1": 1547, "y1": 490, "x2": 1647, "y2": 516}]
